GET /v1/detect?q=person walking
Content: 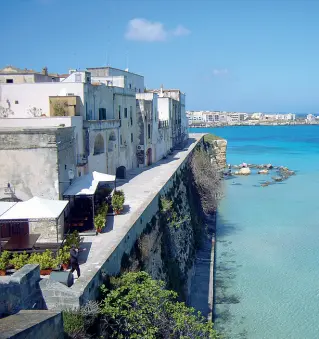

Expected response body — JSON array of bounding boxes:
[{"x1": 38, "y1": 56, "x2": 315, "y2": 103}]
[{"x1": 70, "y1": 245, "x2": 81, "y2": 278}]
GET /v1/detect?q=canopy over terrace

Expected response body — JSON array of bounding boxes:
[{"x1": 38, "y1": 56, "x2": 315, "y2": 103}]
[
  {"x1": 63, "y1": 171, "x2": 116, "y2": 197},
  {"x1": 0, "y1": 197, "x2": 69, "y2": 246},
  {"x1": 63, "y1": 171, "x2": 116, "y2": 227}
]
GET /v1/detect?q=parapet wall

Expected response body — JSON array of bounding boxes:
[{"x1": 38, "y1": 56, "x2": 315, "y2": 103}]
[
  {"x1": 0, "y1": 310, "x2": 63, "y2": 339},
  {"x1": 40, "y1": 135, "x2": 207, "y2": 310},
  {"x1": 0, "y1": 265, "x2": 44, "y2": 318}
]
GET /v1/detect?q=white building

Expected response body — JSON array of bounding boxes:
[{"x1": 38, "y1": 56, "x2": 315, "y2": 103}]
[
  {"x1": 251, "y1": 112, "x2": 264, "y2": 120},
  {"x1": 306, "y1": 114, "x2": 317, "y2": 123},
  {"x1": 0, "y1": 66, "x2": 142, "y2": 175},
  {"x1": 148, "y1": 87, "x2": 188, "y2": 149},
  {"x1": 88, "y1": 66, "x2": 144, "y2": 94}
]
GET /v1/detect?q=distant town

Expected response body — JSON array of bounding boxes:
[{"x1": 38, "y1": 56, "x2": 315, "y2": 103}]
[{"x1": 187, "y1": 110, "x2": 319, "y2": 127}]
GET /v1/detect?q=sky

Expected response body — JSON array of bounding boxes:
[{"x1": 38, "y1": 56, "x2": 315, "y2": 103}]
[{"x1": 1, "y1": 0, "x2": 319, "y2": 113}]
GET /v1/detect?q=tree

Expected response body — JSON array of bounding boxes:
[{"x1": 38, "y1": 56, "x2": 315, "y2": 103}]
[
  {"x1": 190, "y1": 148, "x2": 223, "y2": 213},
  {"x1": 0, "y1": 105, "x2": 13, "y2": 118},
  {"x1": 100, "y1": 271, "x2": 218, "y2": 338},
  {"x1": 27, "y1": 106, "x2": 43, "y2": 117}
]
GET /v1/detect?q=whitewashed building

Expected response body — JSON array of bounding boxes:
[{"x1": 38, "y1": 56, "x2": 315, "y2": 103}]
[{"x1": 148, "y1": 87, "x2": 188, "y2": 149}]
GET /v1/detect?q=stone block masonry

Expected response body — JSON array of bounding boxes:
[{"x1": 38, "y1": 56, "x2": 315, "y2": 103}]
[
  {"x1": 39, "y1": 134, "x2": 208, "y2": 310},
  {"x1": 0, "y1": 265, "x2": 45, "y2": 318},
  {"x1": 0, "y1": 310, "x2": 63, "y2": 339}
]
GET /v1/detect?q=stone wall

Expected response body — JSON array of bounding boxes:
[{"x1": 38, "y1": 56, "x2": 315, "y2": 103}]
[
  {"x1": 0, "y1": 310, "x2": 63, "y2": 339},
  {"x1": 0, "y1": 127, "x2": 75, "y2": 202},
  {"x1": 204, "y1": 137, "x2": 227, "y2": 169},
  {"x1": 38, "y1": 136, "x2": 207, "y2": 309},
  {"x1": 0, "y1": 265, "x2": 44, "y2": 318}
]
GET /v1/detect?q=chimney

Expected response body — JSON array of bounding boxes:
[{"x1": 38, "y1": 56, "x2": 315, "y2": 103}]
[
  {"x1": 42, "y1": 67, "x2": 48, "y2": 76},
  {"x1": 160, "y1": 84, "x2": 164, "y2": 95}
]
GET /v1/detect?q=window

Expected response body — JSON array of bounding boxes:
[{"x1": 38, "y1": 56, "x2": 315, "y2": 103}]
[
  {"x1": 118, "y1": 105, "x2": 121, "y2": 119},
  {"x1": 120, "y1": 135, "x2": 123, "y2": 145},
  {"x1": 124, "y1": 107, "x2": 128, "y2": 118},
  {"x1": 131, "y1": 133, "x2": 133, "y2": 143},
  {"x1": 75, "y1": 74, "x2": 82, "y2": 82},
  {"x1": 148, "y1": 124, "x2": 151, "y2": 139},
  {"x1": 6, "y1": 79, "x2": 13, "y2": 83},
  {"x1": 15, "y1": 100, "x2": 19, "y2": 104},
  {"x1": 129, "y1": 84, "x2": 132, "y2": 89},
  {"x1": 99, "y1": 108, "x2": 106, "y2": 120},
  {"x1": 130, "y1": 107, "x2": 133, "y2": 126}
]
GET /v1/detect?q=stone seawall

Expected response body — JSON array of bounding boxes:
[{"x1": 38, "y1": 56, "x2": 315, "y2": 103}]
[{"x1": 40, "y1": 134, "x2": 208, "y2": 310}]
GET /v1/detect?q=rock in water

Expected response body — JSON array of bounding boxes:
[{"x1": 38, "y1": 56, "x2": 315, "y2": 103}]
[
  {"x1": 238, "y1": 167, "x2": 251, "y2": 175},
  {"x1": 258, "y1": 169, "x2": 269, "y2": 174}
]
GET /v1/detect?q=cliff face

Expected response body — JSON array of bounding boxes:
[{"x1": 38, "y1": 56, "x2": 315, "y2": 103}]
[
  {"x1": 121, "y1": 155, "x2": 205, "y2": 300},
  {"x1": 211, "y1": 139, "x2": 227, "y2": 169},
  {"x1": 120, "y1": 134, "x2": 226, "y2": 301}
]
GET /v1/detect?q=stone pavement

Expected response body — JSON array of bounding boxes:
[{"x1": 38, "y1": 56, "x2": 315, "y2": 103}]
[{"x1": 70, "y1": 134, "x2": 204, "y2": 294}]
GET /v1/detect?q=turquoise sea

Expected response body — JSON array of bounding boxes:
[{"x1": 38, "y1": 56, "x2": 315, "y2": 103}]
[{"x1": 191, "y1": 126, "x2": 319, "y2": 339}]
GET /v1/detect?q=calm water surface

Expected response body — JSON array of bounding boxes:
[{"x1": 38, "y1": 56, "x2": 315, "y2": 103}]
[{"x1": 191, "y1": 126, "x2": 319, "y2": 339}]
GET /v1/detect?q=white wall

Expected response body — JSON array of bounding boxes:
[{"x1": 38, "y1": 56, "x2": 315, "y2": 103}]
[
  {"x1": 88, "y1": 67, "x2": 144, "y2": 93},
  {"x1": 0, "y1": 83, "x2": 85, "y2": 118}
]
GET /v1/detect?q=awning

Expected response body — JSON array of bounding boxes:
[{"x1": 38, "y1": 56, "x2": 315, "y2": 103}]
[
  {"x1": 0, "y1": 202, "x2": 17, "y2": 218},
  {"x1": 0, "y1": 197, "x2": 68, "y2": 221},
  {"x1": 63, "y1": 171, "x2": 116, "y2": 197}
]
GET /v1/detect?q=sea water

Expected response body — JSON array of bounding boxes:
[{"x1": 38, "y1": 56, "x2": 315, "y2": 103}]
[{"x1": 191, "y1": 126, "x2": 319, "y2": 339}]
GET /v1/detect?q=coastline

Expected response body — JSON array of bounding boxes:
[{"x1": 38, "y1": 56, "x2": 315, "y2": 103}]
[{"x1": 190, "y1": 121, "x2": 319, "y2": 128}]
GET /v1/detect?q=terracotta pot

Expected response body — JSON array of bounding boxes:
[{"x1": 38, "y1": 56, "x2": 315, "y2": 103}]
[
  {"x1": 115, "y1": 210, "x2": 121, "y2": 215},
  {"x1": 40, "y1": 269, "x2": 52, "y2": 276},
  {"x1": 0, "y1": 270, "x2": 6, "y2": 276},
  {"x1": 96, "y1": 228, "x2": 102, "y2": 233},
  {"x1": 62, "y1": 263, "x2": 69, "y2": 270}
]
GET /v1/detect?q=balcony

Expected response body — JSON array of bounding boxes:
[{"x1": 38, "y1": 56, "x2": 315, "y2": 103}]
[
  {"x1": 158, "y1": 120, "x2": 169, "y2": 129},
  {"x1": 83, "y1": 119, "x2": 121, "y2": 131},
  {"x1": 77, "y1": 153, "x2": 88, "y2": 166}
]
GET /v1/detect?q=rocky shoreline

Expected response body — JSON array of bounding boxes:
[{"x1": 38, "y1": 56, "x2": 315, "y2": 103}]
[{"x1": 224, "y1": 163, "x2": 295, "y2": 187}]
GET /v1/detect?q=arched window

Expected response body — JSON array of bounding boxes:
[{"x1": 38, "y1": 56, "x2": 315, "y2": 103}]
[
  {"x1": 108, "y1": 132, "x2": 116, "y2": 152},
  {"x1": 93, "y1": 134, "x2": 105, "y2": 155}
]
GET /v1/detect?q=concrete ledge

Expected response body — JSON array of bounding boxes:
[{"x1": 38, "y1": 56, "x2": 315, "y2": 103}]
[{"x1": 0, "y1": 310, "x2": 63, "y2": 339}]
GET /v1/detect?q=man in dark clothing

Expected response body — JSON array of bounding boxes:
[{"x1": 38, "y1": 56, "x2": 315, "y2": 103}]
[{"x1": 70, "y1": 245, "x2": 80, "y2": 278}]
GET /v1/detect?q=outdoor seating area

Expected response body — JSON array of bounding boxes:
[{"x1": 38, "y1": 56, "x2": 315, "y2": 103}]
[
  {"x1": 63, "y1": 171, "x2": 116, "y2": 232},
  {"x1": 0, "y1": 197, "x2": 69, "y2": 252}
]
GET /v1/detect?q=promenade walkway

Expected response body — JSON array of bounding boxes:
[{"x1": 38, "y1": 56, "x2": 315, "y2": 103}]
[{"x1": 72, "y1": 134, "x2": 204, "y2": 293}]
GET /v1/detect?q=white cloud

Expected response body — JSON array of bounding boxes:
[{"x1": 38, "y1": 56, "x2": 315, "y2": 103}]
[
  {"x1": 125, "y1": 18, "x2": 190, "y2": 42},
  {"x1": 173, "y1": 25, "x2": 191, "y2": 37},
  {"x1": 213, "y1": 68, "x2": 229, "y2": 76}
]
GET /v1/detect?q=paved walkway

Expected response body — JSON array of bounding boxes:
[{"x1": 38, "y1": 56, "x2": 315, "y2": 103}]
[{"x1": 71, "y1": 134, "x2": 204, "y2": 293}]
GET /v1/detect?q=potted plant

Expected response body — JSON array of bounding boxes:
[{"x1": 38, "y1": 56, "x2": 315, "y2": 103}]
[
  {"x1": 29, "y1": 250, "x2": 57, "y2": 275},
  {"x1": 112, "y1": 190, "x2": 125, "y2": 215},
  {"x1": 64, "y1": 231, "x2": 82, "y2": 250},
  {"x1": 0, "y1": 251, "x2": 11, "y2": 276},
  {"x1": 9, "y1": 251, "x2": 29, "y2": 271},
  {"x1": 94, "y1": 213, "x2": 106, "y2": 234},
  {"x1": 57, "y1": 248, "x2": 71, "y2": 270}
]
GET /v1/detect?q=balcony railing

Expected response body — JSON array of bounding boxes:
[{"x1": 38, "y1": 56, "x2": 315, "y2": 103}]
[{"x1": 158, "y1": 120, "x2": 169, "y2": 129}]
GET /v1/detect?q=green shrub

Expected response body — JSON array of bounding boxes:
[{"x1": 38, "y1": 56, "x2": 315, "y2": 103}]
[
  {"x1": 28, "y1": 249, "x2": 58, "y2": 270},
  {"x1": 0, "y1": 251, "x2": 11, "y2": 270},
  {"x1": 112, "y1": 190, "x2": 125, "y2": 213},
  {"x1": 9, "y1": 251, "x2": 29, "y2": 270},
  {"x1": 64, "y1": 231, "x2": 81, "y2": 249},
  {"x1": 94, "y1": 213, "x2": 105, "y2": 231},
  {"x1": 100, "y1": 271, "x2": 218, "y2": 338},
  {"x1": 63, "y1": 309, "x2": 86, "y2": 338},
  {"x1": 56, "y1": 247, "x2": 71, "y2": 265}
]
